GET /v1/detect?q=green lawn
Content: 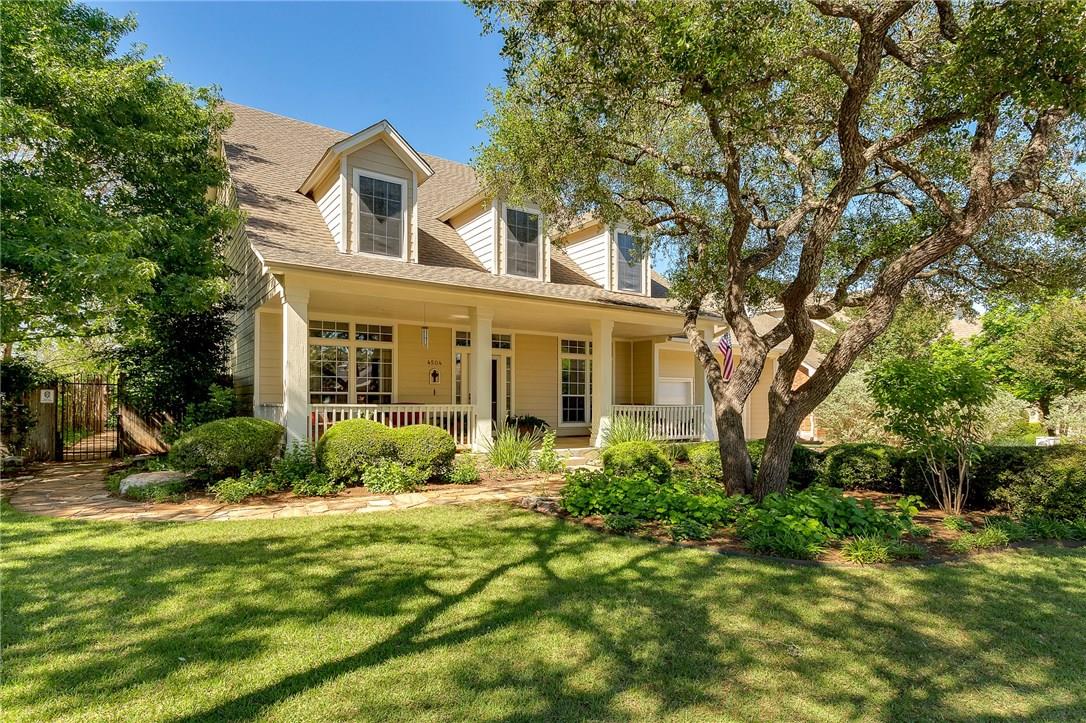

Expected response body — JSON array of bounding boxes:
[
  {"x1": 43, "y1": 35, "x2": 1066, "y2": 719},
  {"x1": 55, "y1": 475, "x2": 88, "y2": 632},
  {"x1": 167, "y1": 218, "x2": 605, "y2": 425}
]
[{"x1": 3, "y1": 503, "x2": 1085, "y2": 722}]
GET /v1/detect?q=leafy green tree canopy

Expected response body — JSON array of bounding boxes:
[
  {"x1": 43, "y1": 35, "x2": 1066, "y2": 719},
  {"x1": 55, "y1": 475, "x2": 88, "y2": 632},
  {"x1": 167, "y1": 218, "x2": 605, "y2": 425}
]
[
  {"x1": 1, "y1": 0, "x2": 237, "y2": 350},
  {"x1": 471, "y1": 0, "x2": 1086, "y2": 497}
]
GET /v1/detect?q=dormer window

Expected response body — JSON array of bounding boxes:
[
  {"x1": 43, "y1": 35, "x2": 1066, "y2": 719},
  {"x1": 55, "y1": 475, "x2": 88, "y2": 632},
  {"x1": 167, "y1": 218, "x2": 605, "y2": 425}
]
[
  {"x1": 616, "y1": 231, "x2": 643, "y2": 293},
  {"x1": 356, "y1": 171, "x2": 405, "y2": 258},
  {"x1": 505, "y1": 207, "x2": 540, "y2": 278}
]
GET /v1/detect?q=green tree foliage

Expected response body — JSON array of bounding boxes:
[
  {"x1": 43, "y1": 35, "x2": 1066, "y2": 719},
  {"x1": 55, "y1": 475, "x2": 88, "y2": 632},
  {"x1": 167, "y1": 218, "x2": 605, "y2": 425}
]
[
  {"x1": 973, "y1": 297, "x2": 1086, "y2": 418},
  {"x1": 1, "y1": 0, "x2": 238, "y2": 409},
  {"x1": 471, "y1": 0, "x2": 1086, "y2": 498},
  {"x1": 868, "y1": 340, "x2": 994, "y2": 513}
]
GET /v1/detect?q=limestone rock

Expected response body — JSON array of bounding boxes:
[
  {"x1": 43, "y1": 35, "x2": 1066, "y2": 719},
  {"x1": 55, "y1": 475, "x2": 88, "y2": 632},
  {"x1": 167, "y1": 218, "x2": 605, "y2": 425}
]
[{"x1": 119, "y1": 470, "x2": 188, "y2": 494}]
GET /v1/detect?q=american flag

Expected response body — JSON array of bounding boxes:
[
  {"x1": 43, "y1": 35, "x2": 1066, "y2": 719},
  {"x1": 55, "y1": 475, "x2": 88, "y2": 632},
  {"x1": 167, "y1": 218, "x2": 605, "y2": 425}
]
[{"x1": 717, "y1": 333, "x2": 734, "y2": 382}]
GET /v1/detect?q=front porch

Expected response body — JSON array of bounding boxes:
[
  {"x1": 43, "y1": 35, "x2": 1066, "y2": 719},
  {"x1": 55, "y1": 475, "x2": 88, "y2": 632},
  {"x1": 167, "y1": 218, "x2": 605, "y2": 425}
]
[{"x1": 247, "y1": 272, "x2": 722, "y2": 450}]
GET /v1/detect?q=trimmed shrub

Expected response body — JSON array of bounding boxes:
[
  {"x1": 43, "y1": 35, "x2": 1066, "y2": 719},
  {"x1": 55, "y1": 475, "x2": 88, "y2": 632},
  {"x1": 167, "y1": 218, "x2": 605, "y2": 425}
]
[
  {"x1": 448, "y1": 456, "x2": 481, "y2": 484},
  {"x1": 394, "y1": 424, "x2": 456, "y2": 480},
  {"x1": 169, "y1": 417, "x2": 284, "y2": 481},
  {"x1": 990, "y1": 447, "x2": 1086, "y2": 521},
  {"x1": 363, "y1": 459, "x2": 427, "y2": 494},
  {"x1": 817, "y1": 443, "x2": 902, "y2": 490},
  {"x1": 316, "y1": 418, "x2": 397, "y2": 485},
  {"x1": 688, "y1": 443, "x2": 722, "y2": 480},
  {"x1": 601, "y1": 441, "x2": 671, "y2": 484}
]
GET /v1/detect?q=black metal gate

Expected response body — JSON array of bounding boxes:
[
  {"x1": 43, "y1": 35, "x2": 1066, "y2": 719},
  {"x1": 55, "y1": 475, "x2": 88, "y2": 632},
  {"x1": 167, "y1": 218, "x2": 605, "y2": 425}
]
[{"x1": 55, "y1": 376, "x2": 120, "y2": 461}]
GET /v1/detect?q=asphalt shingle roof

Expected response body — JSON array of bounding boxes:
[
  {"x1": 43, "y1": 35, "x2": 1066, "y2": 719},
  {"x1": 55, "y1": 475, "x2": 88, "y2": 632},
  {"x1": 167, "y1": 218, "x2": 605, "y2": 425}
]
[{"x1": 221, "y1": 102, "x2": 681, "y2": 313}]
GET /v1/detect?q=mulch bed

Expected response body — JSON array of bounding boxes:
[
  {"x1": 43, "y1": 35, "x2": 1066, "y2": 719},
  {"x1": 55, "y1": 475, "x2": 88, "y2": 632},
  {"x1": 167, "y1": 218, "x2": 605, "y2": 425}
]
[{"x1": 519, "y1": 489, "x2": 1083, "y2": 567}]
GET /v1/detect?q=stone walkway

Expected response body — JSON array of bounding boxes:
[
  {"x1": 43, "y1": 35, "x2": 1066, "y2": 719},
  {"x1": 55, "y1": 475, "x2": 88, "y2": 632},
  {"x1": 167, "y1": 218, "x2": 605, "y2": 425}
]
[{"x1": 3, "y1": 460, "x2": 565, "y2": 522}]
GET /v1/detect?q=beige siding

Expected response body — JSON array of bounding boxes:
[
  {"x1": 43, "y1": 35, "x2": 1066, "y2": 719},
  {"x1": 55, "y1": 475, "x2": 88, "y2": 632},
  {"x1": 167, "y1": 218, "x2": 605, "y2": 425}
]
[
  {"x1": 258, "y1": 309, "x2": 283, "y2": 404},
  {"x1": 346, "y1": 139, "x2": 415, "y2": 259},
  {"x1": 222, "y1": 182, "x2": 277, "y2": 411},
  {"x1": 747, "y1": 360, "x2": 776, "y2": 439},
  {"x1": 563, "y1": 223, "x2": 609, "y2": 288},
  {"x1": 631, "y1": 340, "x2": 654, "y2": 404},
  {"x1": 315, "y1": 170, "x2": 343, "y2": 250},
  {"x1": 658, "y1": 348, "x2": 693, "y2": 379},
  {"x1": 452, "y1": 205, "x2": 496, "y2": 272},
  {"x1": 514, "y1": 334, "x2": 559, "y2": 428},
  {"x1": 396, "y1": 324, "x2": 452, "y2": 403},
  {"x1": 613, "y1": 341, "x2": 632, "y2": 405}
]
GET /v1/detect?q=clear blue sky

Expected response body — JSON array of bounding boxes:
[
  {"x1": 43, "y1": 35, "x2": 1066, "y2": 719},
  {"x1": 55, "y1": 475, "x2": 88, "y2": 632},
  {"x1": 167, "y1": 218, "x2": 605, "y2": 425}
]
[{"x1": 93, "y1": 1, "x2": 506, "y2": 163}]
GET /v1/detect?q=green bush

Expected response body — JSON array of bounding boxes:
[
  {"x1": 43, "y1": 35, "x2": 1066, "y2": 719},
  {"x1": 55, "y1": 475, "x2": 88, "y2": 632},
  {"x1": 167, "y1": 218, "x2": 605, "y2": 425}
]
[
  {"x1": 601, "y1": 416, "x2": 653, "y2": 448},
  {"x1": 990, "y1": 447, "x2": 1086, "y2": 521},
  {"x1": 1022, "y1": 516, "x2": 1086, "y2": 541},
  {"x1": 535, "y1": 430, "x2": 563, "y2": 473},
  {"x1": 603, "y1": 513, "x2": 641, "y2": 533},
  {"x1": 487, "y1": 422, "x2": 540, "y2": 469},
  {"x1": 273, "y1": 442, "x2": 318, "y2": 484},
  {"x1": 669, "y1": 518, "x2": 712, "y2": 541},
  {"x1": 841, "y1": 535, "x2": 893, "y2": 564},
  {"x1": 363, "y1": 459, "x2": 427, "y2": 494},
  {"x1": 162, "y1": 384, "x2": 239, "y2": 443},
  {"x1": 735, "y1": 485, "x2": 919, "y2": 560},
  {"x1": 949, "y1": 526, "x2": 1010, "y2": 554},
  {"x1": 393, "y1": 424, "x2": 456, "y2": 480},
  {"x1": 290, "y1": 472, "x2": 343, "y2": 497},
  {"x1": 601, "y1": 441, "x2": 671, "y2": 484},
  {"x1": 943, "y1": 515, "x2": 973, "y2": 532},
  {"x1": 168, "y1": 417, "x2": 284, "y2": 481},
  {"x1": 663, "y1": 442, "x2": 696, "y2": 462},
  {"x1": 123, "y1": 480, "x2": 190, "y2": 503},
  {"x1": 448, "y1": 456, "x2": 481, "y2": 484},
  {"x1": 817, "y1": 443, "x2": 902, "y2": 490},
  {"x1": 888, "y1": 540, "x2": 927, "y2": 560},
  {"x1": 560, "y1": 469, "x2": 746, "y2": 528},
  {"x1": 210, "y1": 470, "x2": 284, "y2": 503},
  {"x1": 690, "y1": 440, "x2": 821, "y2": 489},
  {"x1": 983, "y1": 516, "x2": 1029, "y2": 542},
  {"x1": 316, "y1": 418, "x2": 397, "y2": 485}
]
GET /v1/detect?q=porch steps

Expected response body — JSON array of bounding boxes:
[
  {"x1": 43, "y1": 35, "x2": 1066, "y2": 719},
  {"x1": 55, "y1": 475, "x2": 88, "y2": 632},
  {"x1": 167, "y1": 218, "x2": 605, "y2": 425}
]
[{"x1": 555, "y1": 447, "x2": 600, "y2": 469}]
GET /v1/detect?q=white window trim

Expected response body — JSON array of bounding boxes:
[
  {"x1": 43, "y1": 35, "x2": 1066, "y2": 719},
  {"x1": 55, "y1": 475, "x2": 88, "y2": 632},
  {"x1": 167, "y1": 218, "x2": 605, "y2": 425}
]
[
  {"x1": 352, "y1": 169, "x2": 409, "y2": 262},
  {"x1": 306, "y1": 318, "x2": 397, "y2": 405},
  {"x1": 612, "y1": 226, "x2": 648, "y2": 295},
  {"x1": 557, "y1": 335, "x2": 592, "y2": 428},
  {"x1": 503, "y1": 204, "x2": 544, "y2": 281}
]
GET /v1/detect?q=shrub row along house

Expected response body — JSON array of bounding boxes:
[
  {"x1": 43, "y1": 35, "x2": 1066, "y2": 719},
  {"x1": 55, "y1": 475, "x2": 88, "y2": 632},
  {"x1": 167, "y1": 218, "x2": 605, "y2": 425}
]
[{"x1": 221, "y1": 103, "x2": 819, "y2": 449}]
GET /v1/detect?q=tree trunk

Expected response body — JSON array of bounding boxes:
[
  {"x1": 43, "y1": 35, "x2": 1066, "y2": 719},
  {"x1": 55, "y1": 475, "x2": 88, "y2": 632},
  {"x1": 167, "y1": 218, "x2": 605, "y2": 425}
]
[
  {"x1": 714, "y1": 403, "x2": 752, "y2": 495},
  {"x1": 754, "y1": 408, "x2": 805, "y2": 500}
]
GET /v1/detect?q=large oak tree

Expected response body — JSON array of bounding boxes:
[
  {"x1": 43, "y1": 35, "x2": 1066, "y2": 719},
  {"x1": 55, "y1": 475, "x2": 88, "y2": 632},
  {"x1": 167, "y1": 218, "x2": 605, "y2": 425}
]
[{"x1": 471, "y1": 0, "x2": 1086, "y2": 498}]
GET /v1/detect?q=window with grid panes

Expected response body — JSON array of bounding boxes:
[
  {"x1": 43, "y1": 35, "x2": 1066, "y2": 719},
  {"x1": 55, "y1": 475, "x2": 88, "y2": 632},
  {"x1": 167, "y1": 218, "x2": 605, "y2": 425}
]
[{"x1": 505, "y1": 208, "x2": 539, "y2": 277}]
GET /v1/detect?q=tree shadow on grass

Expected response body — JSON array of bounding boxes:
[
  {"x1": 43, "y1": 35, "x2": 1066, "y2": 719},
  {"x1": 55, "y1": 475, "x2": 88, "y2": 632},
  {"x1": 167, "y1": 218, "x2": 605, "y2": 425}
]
[{"x1": 3, "y1": 505, "x2": 1085, "y2": 721}]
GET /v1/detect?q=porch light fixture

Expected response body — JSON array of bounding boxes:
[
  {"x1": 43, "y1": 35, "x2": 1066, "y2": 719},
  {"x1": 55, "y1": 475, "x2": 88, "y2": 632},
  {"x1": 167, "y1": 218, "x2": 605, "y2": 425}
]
[{"x1": 421, "y1": 304, "x2": 430, "y2": 349}]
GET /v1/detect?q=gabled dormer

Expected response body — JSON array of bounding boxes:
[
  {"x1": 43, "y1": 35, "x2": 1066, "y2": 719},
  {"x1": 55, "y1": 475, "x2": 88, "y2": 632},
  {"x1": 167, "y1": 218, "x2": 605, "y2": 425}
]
[
  {"x1": 560, "y1": 220, "x2": 651, "y2": 296},
  {"x1": 299, "y1": 120, "x2": 433, "y2": 262},
  {"x1": 441, "y1": 195, "x2": 551, "y2": 283}
]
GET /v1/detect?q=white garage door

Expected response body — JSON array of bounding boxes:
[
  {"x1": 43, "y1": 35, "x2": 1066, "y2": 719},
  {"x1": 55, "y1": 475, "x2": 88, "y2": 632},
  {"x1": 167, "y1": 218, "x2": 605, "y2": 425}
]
[{"x1": 656, "y1": 379, "x2": 693, "y2": 405}]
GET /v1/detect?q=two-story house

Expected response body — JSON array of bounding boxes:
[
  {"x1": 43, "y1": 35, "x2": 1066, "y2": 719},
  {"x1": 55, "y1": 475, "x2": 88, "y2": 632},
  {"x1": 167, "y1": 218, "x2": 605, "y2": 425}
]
[{"x1": 222, "y1": 103, "x2": 818, "y2": 450}]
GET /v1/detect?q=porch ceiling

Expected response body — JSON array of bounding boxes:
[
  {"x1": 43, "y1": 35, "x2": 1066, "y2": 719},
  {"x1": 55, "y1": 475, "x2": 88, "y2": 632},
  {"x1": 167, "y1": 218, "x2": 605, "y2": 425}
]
[{"x1": 305, "y1": 288, "x2": 689, "y2": 339}]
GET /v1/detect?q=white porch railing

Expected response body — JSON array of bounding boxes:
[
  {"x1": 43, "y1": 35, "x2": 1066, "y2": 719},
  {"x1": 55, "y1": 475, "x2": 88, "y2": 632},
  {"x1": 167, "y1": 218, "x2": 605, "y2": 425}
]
[
  {"x1": 612, "y1": 404, "x2": 704, "y2": 441},
  {"x1": 308, "y1": 404, "x2": 476, "y2": 447},
  {"x1": 255, "y1": 403, "x2": 284, "y2": 425}
]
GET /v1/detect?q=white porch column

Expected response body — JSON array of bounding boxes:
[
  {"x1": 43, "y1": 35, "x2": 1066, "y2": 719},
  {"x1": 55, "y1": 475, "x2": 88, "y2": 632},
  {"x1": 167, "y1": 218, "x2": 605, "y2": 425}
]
[
  {"x1": 470, "y1": 307, "x2": 493, "y2": 452},
  {"x1": 591, "y1": 319, "x2": 614, "y2": 447},
  {"x1": 695, "y1": 328, "x2": 718, "y2": 441},
  {"x1": 282, "y1": 284, "x2": 310, "y2": 446}
]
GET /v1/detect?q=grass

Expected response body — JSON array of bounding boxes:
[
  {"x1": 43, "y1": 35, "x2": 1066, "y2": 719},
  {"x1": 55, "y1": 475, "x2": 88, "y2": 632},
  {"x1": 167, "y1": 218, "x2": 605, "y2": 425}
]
[{"x1": 3, "y1": 503, "x2": 1086, "y2": 722}]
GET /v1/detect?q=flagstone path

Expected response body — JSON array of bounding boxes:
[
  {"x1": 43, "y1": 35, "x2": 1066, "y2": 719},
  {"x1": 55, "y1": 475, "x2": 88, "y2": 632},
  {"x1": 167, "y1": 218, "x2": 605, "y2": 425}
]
[{"x1": 3, "y1": 460, "x2": 565, "y2": 522}]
